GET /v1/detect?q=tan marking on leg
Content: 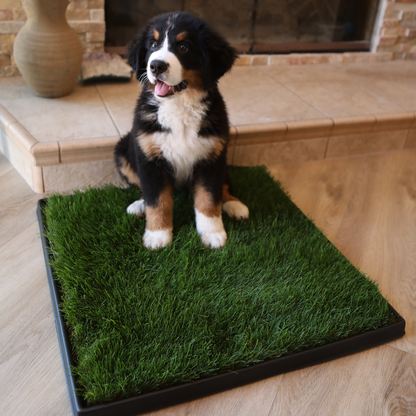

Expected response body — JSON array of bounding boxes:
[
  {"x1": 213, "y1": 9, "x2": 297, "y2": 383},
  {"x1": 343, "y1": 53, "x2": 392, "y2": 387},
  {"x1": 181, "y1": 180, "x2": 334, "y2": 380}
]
[
  {"x1": 137, "y1": 134, "x2": 162, "y2": 159},
  {"x1": 194, "y1": 184, "x2": 222, "y2": 218},
  {"x1": 181, "y1": 68, "x2": 204, "y2": 91},
  {"x1": 146, "y1": 186, "x2": 173, "y2": 231},
  {"x1": 153, "y1": 29, "x2": 160, "y2": 40},
  {"x1": 176, "y1": 31, "x2": 187, "y2": 42},
  {"x1": 222, "y1": 183, "x2": 240, "y2": 203},
  {"x1": 119, "y1": 157, "x2": 141, "y2": 188}
]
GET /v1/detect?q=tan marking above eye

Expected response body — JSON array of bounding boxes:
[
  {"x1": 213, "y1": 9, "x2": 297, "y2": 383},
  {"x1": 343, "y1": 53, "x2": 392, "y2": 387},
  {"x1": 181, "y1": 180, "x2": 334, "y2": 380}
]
[
  {"x1": 176, "y1": 32, "x2": 187, "y2": 42},
  {"x1": 153, "y1": 29, "x2": 160, "y2": 40}
]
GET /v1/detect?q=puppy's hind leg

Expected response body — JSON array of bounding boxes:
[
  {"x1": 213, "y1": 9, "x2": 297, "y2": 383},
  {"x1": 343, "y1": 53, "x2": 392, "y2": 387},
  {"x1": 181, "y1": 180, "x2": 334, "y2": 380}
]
[
  {"x1": 114, "y1": 133, "x2": 147, "y2": 217},
  {"x1": 222, "y1": 183, "x2": 249, "y2": 221},
  {"x1": 127, "y1": 198, "x2": 146, "y2": 217}
]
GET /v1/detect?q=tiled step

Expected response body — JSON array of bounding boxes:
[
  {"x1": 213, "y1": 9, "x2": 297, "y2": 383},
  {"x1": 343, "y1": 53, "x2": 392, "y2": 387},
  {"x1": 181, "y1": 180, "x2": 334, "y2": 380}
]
[{"x1": 1, "y1": 61, "x2": 416, "y2": 194}]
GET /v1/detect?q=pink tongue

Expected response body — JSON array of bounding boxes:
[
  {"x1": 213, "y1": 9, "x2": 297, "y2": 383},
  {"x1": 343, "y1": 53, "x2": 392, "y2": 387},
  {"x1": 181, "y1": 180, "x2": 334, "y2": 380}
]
[{"x1": 155, "y1": 81, "x2": 171, "y2": 96}]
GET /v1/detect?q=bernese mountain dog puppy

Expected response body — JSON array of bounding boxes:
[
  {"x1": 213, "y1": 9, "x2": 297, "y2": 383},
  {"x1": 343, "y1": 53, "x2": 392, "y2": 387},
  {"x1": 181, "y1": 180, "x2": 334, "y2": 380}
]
[{"x1": 114, "y1": 12, "x2": 249, "y2": 250}]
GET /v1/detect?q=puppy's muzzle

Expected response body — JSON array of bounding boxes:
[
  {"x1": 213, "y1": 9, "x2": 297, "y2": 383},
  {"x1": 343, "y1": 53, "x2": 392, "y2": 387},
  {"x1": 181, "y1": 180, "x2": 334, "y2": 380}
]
[{"x1": 150, "y1": 60, "x2": 169, "y2": 78}]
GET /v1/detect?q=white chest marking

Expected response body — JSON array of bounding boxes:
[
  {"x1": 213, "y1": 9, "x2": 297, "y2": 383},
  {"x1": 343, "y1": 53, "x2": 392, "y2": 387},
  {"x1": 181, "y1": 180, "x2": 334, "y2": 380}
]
[{"x1": 154, "y1": 92, "x2": 216, "y2": 185}]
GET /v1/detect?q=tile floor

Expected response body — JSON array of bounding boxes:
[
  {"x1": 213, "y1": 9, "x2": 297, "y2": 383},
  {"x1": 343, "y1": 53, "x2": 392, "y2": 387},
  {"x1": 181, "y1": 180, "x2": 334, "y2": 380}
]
[
  {"x1": 0, "y1": 60, "x2": 415, "y2": 193},
  {"x1": 0, "y1": 61, "x2": 415, "y2": 144}
]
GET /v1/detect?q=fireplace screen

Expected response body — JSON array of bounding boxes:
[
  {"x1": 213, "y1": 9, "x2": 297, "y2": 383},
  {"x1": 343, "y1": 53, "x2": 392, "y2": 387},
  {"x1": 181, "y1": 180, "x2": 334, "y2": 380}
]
[{"x1": 105, "y1": 0, "x2": 379, "y2": 53}]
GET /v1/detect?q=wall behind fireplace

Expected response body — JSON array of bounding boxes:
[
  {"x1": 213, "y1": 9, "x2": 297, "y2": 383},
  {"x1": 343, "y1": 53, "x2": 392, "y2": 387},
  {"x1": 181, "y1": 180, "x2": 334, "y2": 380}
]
[{"x1": 0, "y1": 0, "x2": 415, "y2": 78}]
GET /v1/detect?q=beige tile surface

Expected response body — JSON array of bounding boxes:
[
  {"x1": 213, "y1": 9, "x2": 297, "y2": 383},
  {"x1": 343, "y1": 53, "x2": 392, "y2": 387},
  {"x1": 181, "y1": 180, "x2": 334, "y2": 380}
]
[
  {"x1": 284, "y1": 80, "x2": 407, "y2": 118},
  {"x1": 286, "y1": 119, "x2": 333, "y2": 140},
  {"x1": 0, "y1": 127, "x2": 33, "y2": 187},
  {"x1": 59, "y1": 136, "x2": 119, "y2": 164},
  {"x1": 343, "y1": 62, "x2": 416, "y2": 111},
  {"x1": 0, "y1": 76, "x2": 34, "y2": 100},
  {"x1": 0, "y1": 104, "x2": 17, "y2": 129},
  {"x1": 233, "y1": 137, "x2": 328, "y2": 166},
  {"x1": 96, "y1": 80, "x2": 140, "y2": 136},
  {"x1": 331, "y1": 115, "x2": 376, "y2": 136},
  {"x1": 43, "y1": 159, "x2": 123, "y2": 193},
  {"x1": 345, "y1": 61, "x2": 416, "y2": 80},
  {"x1": 219, "y1": 66, "x2": 327, "y2": 126},
  {"x1": 373, "y1": 113, "x2": 415, "y2": 132},
  {"x1": 32, "y1": 165, "x2": 44, "y2": 193},
  {"x1": 235, "y1": 123, "x2": 287, "y2": 145},
  {"x1": 405, "y1": 130, "x2": 416, "y2": 149},
  {"x1": 5, "y1": 121, "x2": 36, "y2": 156},
  {"x1": 0, "y1": 150, "x2": 13, "y2": 177},
  {"x1": 260, "y1": 63, "x2": 350, "y2": 83},
  {"x1": 326, "y1": 130, "x2": 408, "y2": 158},
  {"x1": 1, "y1": 61, "x2": 416, "y2": 193},
  {"x1": 31, "y1": 142, "x2": 60, "y2": 166},
  {"x1": 347, "y1": 77, "x2": 416, "y2": 112},
  {"x1": 1, "y1": 80, "x2": 119, "y2": 142}
]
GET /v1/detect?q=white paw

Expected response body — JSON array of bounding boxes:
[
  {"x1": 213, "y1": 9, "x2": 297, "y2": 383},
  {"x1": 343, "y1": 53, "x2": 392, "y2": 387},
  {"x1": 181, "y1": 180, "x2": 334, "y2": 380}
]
[
  {"x1": 127, "y1": 199, "x2": 146, "y2": 217},
  {"x1": 143, "y1": 229, "x2": 172, "y2": 249},
  {"x1": 200, "y1": 230, "x2": 227, "y2": 248},
  {"x1": 222, "y1": 201, "x2": 249, "y2": 220},
  {"x1": 195, "y1": 209, "x2": 227, "y2": 249}
]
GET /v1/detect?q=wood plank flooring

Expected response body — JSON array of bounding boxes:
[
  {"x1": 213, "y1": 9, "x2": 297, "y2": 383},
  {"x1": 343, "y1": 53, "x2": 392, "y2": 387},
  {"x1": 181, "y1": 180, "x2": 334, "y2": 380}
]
[{"x1": 1, "y1": 149, "x2": 416, "y2": 416}]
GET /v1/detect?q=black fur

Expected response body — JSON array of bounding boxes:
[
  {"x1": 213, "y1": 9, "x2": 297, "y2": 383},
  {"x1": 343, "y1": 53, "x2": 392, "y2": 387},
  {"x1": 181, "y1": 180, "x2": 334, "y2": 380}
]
[
  {"x1": 126, "y1": 12, "x2": 237, "y2": 88},
  {"x1": 114, "y1": 12, "x2": 243, "y2": 248}
]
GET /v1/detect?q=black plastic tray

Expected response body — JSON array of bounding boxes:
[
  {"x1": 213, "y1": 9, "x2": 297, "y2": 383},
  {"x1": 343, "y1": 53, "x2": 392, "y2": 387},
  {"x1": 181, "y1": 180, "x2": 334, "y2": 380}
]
[{"x1": 37, "y1": 199, "x2": 406, "y2": 416}]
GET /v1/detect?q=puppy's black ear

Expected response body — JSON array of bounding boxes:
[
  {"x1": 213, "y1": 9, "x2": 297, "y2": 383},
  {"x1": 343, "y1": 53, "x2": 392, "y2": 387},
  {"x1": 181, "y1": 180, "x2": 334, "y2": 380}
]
[
  {"x1": 202, "y1": 27, "x2": 238, "y2": 91},
  {"x1": 126, "y1": 26, "x2": 149, "y2": 81}
]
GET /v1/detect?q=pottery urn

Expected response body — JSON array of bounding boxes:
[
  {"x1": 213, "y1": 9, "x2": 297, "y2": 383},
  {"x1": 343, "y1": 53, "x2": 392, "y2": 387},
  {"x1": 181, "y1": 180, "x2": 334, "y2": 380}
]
[{"x1": 14, "y1": 0, "x2": 83, "y2": 98}]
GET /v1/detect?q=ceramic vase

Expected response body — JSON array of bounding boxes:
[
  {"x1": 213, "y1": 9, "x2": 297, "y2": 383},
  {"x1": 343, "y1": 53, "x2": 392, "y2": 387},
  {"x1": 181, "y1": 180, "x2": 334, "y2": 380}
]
[{"x1": 14, "y1": 0, "x2": 83, "y2": 98}]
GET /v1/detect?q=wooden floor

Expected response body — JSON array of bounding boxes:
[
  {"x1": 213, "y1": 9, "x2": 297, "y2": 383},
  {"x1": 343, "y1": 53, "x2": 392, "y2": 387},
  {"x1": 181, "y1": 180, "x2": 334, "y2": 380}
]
[{"x1": 1, "y1": 149, "x2": 416, "y2": 415}]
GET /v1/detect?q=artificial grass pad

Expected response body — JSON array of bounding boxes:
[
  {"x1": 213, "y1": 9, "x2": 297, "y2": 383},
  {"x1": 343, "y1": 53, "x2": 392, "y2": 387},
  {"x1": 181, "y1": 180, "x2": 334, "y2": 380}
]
[{"x1": 42, "y1": 166, "x2": 394, "y2": 406}]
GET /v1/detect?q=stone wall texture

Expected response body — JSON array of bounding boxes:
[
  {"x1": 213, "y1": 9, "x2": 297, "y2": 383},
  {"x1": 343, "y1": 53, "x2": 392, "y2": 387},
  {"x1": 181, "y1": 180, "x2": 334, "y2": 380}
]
[
  {"x1": 1, "y1": 0, "x2": 416, "y2": 77},
  {"x1": 374, "y1": 0, "x2": 416, "y2": 59},
  {"x1": 0, "y1": 0, "x2": 105, "y2": 77}
]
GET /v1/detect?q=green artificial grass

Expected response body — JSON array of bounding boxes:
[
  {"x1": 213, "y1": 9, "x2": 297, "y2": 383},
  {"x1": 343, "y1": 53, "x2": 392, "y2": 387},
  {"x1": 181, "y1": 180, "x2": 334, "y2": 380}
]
[{"x1": 42, "y1": 166, "x2": 394, "y2": 406}]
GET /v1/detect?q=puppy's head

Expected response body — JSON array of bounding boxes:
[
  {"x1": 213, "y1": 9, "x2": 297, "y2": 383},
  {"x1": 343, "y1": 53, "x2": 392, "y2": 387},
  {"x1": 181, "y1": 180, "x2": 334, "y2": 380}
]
[{"x1": 127, "y1": 12, "x2": 237, "y2": 97}]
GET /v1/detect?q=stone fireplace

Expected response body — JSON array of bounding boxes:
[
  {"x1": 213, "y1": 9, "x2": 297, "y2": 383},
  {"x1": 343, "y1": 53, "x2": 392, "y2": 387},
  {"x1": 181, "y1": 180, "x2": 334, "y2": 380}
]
[{"x1": 0, "y1": 0, "x2": 416, "y2": 79}]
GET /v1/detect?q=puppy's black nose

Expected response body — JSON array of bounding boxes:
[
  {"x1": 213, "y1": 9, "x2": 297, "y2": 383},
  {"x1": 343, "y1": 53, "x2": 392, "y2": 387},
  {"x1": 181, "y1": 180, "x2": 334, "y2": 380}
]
[{"x1": 149, "y1": 60, "x2": 168, "y2": 77}]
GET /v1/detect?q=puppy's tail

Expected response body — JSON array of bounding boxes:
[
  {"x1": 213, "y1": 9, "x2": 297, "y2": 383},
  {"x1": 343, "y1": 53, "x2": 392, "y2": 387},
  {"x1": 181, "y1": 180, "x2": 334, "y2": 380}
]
[{"x1": 114, "y1": 133, "x2": 141, "y2": 189}]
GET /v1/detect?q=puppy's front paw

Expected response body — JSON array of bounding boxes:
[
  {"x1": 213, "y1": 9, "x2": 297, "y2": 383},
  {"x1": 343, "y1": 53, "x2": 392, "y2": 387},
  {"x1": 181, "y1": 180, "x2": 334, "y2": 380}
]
[
  {"x1": 143, "y1": 229, "x2": 172, "y2": 250},
  {"x1": 222, "y1": 201, "x2": 249, "y2": 220},
  {"x1": 200, "y1": 230, "x2": 227, "y2": 249},
  {"x1": 127, "y1": 199, "x2": 146, "y2": 217},
  {"x1": 195, "y1": 209, "x2": 227, "y2": 249}
]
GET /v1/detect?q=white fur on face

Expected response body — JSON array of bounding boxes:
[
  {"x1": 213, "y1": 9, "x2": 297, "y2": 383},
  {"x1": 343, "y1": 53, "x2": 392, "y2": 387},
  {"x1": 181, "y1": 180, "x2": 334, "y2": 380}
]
[
  {"x1": 143, "y1": 228, "x2": 173, "y2": 249},
  {"x1": 195, "y1": 209, "x2": 227, "y2": 248},
  {"x1": 147, "y1": 33, "x2": 182, "y2": 87}
]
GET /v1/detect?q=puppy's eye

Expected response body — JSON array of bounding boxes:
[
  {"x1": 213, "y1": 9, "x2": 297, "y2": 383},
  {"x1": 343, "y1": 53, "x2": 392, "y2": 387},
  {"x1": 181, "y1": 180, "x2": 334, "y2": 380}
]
[
  {"x1": 178, "y1": 43, "x2": 189, "y2": 52},
  {"x1": 150, "y1": 41, "x2": 158, "y2": 49}
]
